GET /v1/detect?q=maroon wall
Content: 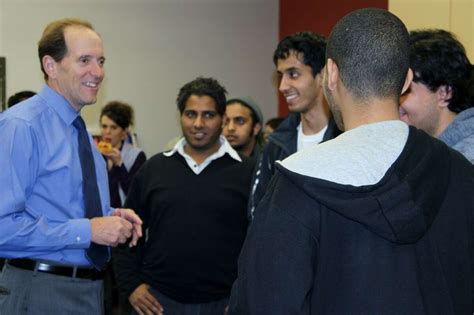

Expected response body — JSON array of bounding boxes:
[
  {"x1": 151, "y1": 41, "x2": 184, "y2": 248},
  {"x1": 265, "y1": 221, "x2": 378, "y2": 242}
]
[{"x1": 277, "y1": 0, "x2": 388, "y2": 116}]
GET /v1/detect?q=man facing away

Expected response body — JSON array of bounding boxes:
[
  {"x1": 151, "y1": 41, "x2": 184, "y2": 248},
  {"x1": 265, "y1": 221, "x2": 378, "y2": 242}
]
[
  {"x1": 249, "y1": 31, "x2": 341, "y2": 219},
  {"x1": 0, "y1": 18, "x2": 141, "y2": 314},
  {"x1": 114, "y1": 77, "x2": 255, "y2": 315},
  {"x1": 223, "y1": 96, "x2": 264, "y2": 160},
  {"x1": 400, "y1": 29, "x2": 474, "y2": 163},
  {"x1": 229, "y1": 8, "x2": 474, "y2": 314}
]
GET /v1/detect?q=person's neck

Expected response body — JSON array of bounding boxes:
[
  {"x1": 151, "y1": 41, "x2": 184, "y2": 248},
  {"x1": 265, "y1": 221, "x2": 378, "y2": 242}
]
[
  {"x1": 433, "y1": 109, "x2": 457, "y2": 138},
  {"x1": 114, "y1": 140, "x2": 124, "y2": 150},
  {"x1": 342, "y1": 97, "x2": 401, "y2": 131},
  {"x1": 300, "y1": 96, "x2": 331, "y2": 135},
  {"x1": 184, "y1": 140, "x2": 221, "y2": 165},
  {"x1": 47, "y1": 81, "x2": 82, "y2": 112},
  {"x1": 239, "y1": 137, "x2": 257, "y2": 157}
]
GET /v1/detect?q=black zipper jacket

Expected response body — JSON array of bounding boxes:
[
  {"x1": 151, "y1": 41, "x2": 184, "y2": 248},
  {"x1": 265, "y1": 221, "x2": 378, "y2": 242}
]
[
  {"x1": 230, "y1": 127, "x2": 474, "y2": 314},
  {"x1": 248, "y1": 113, "x2": 341, "y2": 219}
]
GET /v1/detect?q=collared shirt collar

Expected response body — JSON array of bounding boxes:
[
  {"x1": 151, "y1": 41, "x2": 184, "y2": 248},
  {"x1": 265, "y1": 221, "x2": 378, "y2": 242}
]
[
  {"x1": 164, "y1": 135, "x2": 241, "y2": 174},
  {"x1": 38, "y1": 84, "x2": 79, "y2": 126}
]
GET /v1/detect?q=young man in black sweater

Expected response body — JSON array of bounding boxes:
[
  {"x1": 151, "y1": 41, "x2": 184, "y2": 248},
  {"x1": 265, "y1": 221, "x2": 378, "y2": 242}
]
[{"x1": 114, "y1": 77, "x2": 255, "y2": 315}]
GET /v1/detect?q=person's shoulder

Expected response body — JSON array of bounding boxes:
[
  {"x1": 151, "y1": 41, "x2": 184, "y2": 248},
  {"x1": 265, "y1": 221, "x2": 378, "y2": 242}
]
[
  {"x1": 258, "y1": 165, "x2": 322, "y2": 230},
  {"x1": 238, "y1": 153, "x2": 257, "y2": 169},
  {"x1": 269, "y1": 114, "x2": 299, "y2": 139},
  {"x1": 1, "y1": 97, "x2": 46, "y2": 125},
  {"x1": 265, "y1": 115, "x2": 299, "y2": 157},
  {"x1": 448, "y1": 142, "x2": 474, "y2": 170},
  {"x1": 218, "y1": 153, "x2": 255, "y2": 177},
  {"x1": 133, "y1": 152, "x2": 169, "y2": 179},
  {"x1": 410, "y1": 126, "x2": 474, "y2": 172},
  {"x1": 448, "y1": 132, "x2": 474, "y2": 164},
  {"x1": 129, "y1": 143, "x2": 145, "y2": 154},
  {"x1": 144, "y1": 151, "x2": 169, "y2": 165},
  {"x1": 0, "y1": 103, "x2": 50, "y2": 140},
  {"x1": 121, "y1": 142, "x2": 146, "y2": 159}
]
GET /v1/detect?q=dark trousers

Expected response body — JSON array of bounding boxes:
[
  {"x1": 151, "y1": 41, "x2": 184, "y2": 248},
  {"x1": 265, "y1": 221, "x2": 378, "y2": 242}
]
[{"x1": 132, "y1": 287, "x2": 228, "y2": 315}]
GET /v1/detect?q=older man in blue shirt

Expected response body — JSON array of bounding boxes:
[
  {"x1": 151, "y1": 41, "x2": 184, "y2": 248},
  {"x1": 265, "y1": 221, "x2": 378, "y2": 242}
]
[{"x1": 0, "y1": 18, "x2": 142, "y2": 314}]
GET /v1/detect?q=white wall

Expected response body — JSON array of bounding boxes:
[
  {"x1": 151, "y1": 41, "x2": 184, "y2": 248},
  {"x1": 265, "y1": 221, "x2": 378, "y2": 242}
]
[
  {"x1": 389, "y1": 0, "x2": 474, "y2": 61},
  {"x1": 0, "y1": 0, "x2": 279, "y2": 157}
]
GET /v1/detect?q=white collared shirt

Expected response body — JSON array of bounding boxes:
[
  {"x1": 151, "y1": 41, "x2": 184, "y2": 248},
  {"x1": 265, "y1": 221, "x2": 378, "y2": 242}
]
[{"x1": 164, "y1": 135, "x2": 242, "y2": 174}]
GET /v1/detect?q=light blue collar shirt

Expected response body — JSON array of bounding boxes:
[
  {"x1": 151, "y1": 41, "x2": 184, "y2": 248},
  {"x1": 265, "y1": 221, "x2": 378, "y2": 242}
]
[{"x1": 0, "y1": 84, "x2": 111, "y2": 267}]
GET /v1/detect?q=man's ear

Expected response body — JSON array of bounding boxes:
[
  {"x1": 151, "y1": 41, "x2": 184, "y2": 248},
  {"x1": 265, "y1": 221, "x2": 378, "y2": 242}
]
[
  {"x1": 42, "y1": 55, "x2": 58, "y2": 80},
  {"x1": 401, "y1": 68, "x2": 413, "y2": 95},
  {"x1": 436, "y1": 85, "x2": 453, "y2": 108},
  {"x1": 253, "y1": 122, "x2": 262, "y2": 137},
  {"x1": 325, "y1": 58, "x2": 339, "y2": 91}
]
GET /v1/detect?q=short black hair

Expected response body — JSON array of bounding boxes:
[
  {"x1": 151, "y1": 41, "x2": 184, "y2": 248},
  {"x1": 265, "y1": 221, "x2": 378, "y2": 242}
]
[
  {"x1": 409, "y1": 29, "x2": 472, "y2": 113},
  {"x1": 326, "y1": 8, "x2": 409, "y2": 101},
  {"x1": 176, "y1": 77, "x2": 227, "y2": 116},
  {"x1": 100, "y1": 101, "x2": 134, "y2": 129},
  {"x1": 265, "y1": 117, "x2": 285, "y2": 130},
  {"x1": 7, "y1": 90, "x2": 36, "y2": 108},
  {"x1": 273, "y1": 31, "x2": 326, "y2": 76}
]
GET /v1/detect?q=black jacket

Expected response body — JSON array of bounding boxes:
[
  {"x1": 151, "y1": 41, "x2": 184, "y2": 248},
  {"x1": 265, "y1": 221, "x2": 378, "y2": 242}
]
[
  {"x1": 230, "y1": 127, "x2": 474, "y2": 314},
  {"x1": 248, "y1": 113, "x2": 341, "y2": 219}
]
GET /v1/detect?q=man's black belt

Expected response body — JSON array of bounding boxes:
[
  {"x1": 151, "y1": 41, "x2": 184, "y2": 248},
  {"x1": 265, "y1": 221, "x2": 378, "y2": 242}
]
[{"x1": 7, "y1": 259, "x2": 105, "y2": 281}]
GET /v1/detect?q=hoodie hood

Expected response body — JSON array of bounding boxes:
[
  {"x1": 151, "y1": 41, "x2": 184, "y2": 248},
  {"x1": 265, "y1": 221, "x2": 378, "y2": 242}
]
[{"x1": 277, "y1": 127, "x2": 451, "y2": 244}]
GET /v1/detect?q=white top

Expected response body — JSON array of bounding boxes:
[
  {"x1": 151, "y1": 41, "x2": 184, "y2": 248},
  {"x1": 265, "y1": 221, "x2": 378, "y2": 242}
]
[
  {"x1": 282, "y1": 120, "x2": 409, "y2": 186},
  {"x1": 297, "y1": 122, "x2": 328, "y2": 151},
  {"x1": 164, "y1": 135, "x2": 242, "y2": 175}
]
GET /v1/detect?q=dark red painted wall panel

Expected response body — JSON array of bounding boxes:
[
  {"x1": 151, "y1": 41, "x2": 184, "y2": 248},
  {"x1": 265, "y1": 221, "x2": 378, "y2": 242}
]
[{"x1": 277, "y1": 0, "x2": 388, "y2": 116}]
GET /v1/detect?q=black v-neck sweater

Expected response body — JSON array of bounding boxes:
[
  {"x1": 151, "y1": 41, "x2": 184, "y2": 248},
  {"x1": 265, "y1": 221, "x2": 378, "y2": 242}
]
[{"x1": 114, "y1": 152, "x2": 255, "y2": 303}]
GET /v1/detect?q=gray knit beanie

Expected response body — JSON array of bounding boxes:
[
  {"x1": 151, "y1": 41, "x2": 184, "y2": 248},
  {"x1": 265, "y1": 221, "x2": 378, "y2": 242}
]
[{"x1": 226, "y1": 96, "x2": 264, "y2": 125}]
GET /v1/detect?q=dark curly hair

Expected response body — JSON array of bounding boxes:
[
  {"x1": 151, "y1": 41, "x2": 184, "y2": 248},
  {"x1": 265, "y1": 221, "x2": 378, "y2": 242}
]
[
  {"x1": 273, "y1": 31, "x2": 326, "y2": 77},
  {"x1": 100, "y1": 101, "x2": 134, "y2": 129},
  {"x1": 176, "y1": 77, "x2": 227, "y2": 116},
  {"x1": 467, "y1": 66, "x2": 474, "y2": 105},
  {"x1": 409, "y1": 29, "x2": 472, "y2": 113}
]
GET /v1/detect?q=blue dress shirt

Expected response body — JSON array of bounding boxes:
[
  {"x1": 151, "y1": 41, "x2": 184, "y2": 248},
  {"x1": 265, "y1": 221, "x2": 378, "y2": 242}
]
[{"x1": 0, "y1": 85, "x2": 112, "y2": 266}]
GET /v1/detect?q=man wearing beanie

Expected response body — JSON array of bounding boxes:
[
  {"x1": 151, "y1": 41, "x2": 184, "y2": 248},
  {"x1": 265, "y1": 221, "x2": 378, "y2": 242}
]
[{"x1": 223, "y1": 97, "x2": 265, "y2": 159}]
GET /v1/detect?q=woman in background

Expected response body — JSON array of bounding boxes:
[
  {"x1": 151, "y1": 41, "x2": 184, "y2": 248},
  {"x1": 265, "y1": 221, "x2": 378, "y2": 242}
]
[
  {"x1": 100, "y1": 101, "x2": 146, "y2": 315},
  {"x1": 99, "y1": 101, "x2": 146, "y2": 208}
]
